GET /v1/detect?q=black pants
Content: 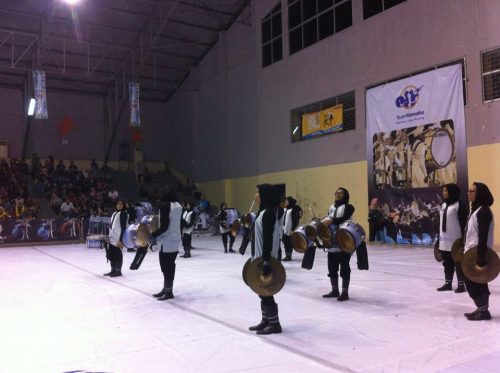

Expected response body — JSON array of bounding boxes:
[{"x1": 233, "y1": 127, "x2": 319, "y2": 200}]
[
  {"x1": 159, "y1": 251, "x2": 178, "y2": 282},
  {"x1": 259, "y1": 295, "x2": 276, "y2": 307},
  {"x1": 182, "y1": 233, "x2": 192, "y2": 248},
  {"x1": 283, "y1": 235, "x2": 293, "y2": 257},
  {"x1": 221, "y1": 232, "x2": 235, "y2": 249},
  {"x1": 107, "y1": 243, "x2": 123, "y2": 263},
  {"x1": 440, "y1": 250, "x2": 464, "y2": 283},
  {"x1": 464, "y1": 277, "x2": 490, "y2": 300},
  {"x1": 327, "y1": 252, "x2": 351, "y2": 288}
]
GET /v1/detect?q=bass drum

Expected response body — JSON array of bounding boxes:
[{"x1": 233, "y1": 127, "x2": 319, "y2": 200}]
[
  {"x1": 335, "y1": 220, "x2": 365, "y2": 253},
  {"x1": 122, "y1": 223, "x2": 151, "y2": 249},
  {"x1": 425, "y1": 129, "x2": 454, "y2": 173},
  {"x1": 140, "y1": 214, "x2": 159, "y2": 233}
]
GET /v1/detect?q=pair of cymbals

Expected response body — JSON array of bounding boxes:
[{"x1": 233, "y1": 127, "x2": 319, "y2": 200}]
[
  {"x1": 461, "y1": 246, "x2": 500, "y2": 284},
  {"x1": 242, "y1": 257, "x2": 286, "y2": 296},
  {"x1": 433, "y1": 240, "x2": 443, "y2": 262}
]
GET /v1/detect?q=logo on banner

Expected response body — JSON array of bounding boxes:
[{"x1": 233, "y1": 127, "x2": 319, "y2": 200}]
[{"x1": 395, "y1": 85, "x2": 423, "y2": 109}]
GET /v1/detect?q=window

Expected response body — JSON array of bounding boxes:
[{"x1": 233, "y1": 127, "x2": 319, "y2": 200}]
[
  {"x1": 363, "y1": 0, "x2": 405, "y2": 20},
  {"x1": 290, "y1": 91, "x2": 356, "y2": 142},
  {"x1": 262, "y1": 3, "x2": 283, "y2": 67},
  {"x1": 368, "y1": 59, "x2": 468, "y2": 106},
  {"x1": 288, "y1": 0, "x2": 352, "y2": 55},
  {"x1": 481, "y1": 47, "x2": 500, "y2": 102}
]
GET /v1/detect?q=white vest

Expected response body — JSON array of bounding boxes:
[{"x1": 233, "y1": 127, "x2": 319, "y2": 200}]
[
  {"x1": 283, "y1": 208, "x2": 293, "y2": 235},
  {"x1": 157, "y1": 202, "x2": 183, "y2": 253},
  {"x1": 439, "y1": 201, "x2": 462, "y2": 251},
  {"x1": 328, "y1": 204, "x2": 346, "y2": 253},
  {"x1": 182, "y1": 210, "x2": 194, "y2": 235},
  {"x1": 108, "y1": 210, "x2": 128, "y2": 246},
  {"x1": 252, "y1": 208, "x2": 283, "y2": 261},
  {"x1": 464, "y1": 207, "x2": 494, "y2": 252}
]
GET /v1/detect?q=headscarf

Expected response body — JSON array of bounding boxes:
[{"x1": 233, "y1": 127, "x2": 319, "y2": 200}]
[
  {"x1": 471, "y1": 182, "x2": 494, "y2": 212},
  {"x1": 334, "y1": 187, "x2": 350, "y2": 207},
  {"x1": 257, "y1": 184, "x2": 280, "y2": 211},
  {"x1": 161, "y1": 188, "x2": 178, "y2": 203},
  {"x1": 442, "y1": 183, "x2": 460, "y2": 232}
]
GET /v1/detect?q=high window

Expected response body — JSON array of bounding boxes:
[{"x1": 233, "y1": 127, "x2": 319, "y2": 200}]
[
  {"x1": 262, "y1": 3, "x2": 283, "y2": 67},
  {"x1": 481, "y1": 47, "x2": 500, "y2": 102},
  {"x1": 363, "y1": 0, "x2": 406, "y2": 20}
]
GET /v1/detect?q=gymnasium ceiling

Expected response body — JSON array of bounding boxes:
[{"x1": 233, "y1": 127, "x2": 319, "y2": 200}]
[{"x1": 0, "y1": 0, "x2": 251, "y2": 101}]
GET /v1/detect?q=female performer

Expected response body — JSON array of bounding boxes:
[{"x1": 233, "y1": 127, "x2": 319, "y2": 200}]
[
  {"x1": 104, "y1": 200, "x2": 129, "y2": 277},
  {"x1": 218, "y1": 202, "x2": 235, "y2": 253},
  {"x1": 181, "y1": 202, "x2": 195, "y2": 258}
]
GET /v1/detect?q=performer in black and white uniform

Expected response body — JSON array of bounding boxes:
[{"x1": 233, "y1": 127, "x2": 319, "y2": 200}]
[
  {"x1": 463, "y1": 182, "x2": 495, "y2": 321},
  {"x1": 323, "y1": 188, "x2": 355, "y2": 301},
  {"x1": 218, "y1": 202, "x2": 236, "y2": 253},
  {"x1": 248, "y1": 184, "x2": 284, "y2": 335},
  {"x1": 151, "y1": 189, "x2": 183, "y2": 301},
  {"x1": 437, "y1": 183, "x2": 468, "y2": 292},
  {"x1": 104, "y1": 200, "x2": 129, "y2": 277},
  {"x1": 181, "y1": 202, "x2": 195, "y2": 258},
  {"x1": 282, "y1": 197, "x2": 299, "y2": 261}
]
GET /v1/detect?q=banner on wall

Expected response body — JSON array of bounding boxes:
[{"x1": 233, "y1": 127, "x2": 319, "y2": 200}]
[
  {"x1": 32, "y1": 69, "x2": 48, "y2": 119},
  {"x1": 129, "y1": 82, "x2": 141, "y2": 127},
  {"x1": 366, "y1": 64, "x2": 467, "y2": 245},
  {"x1": 0, "y1": 218, "x2": 85, "y2": 243},
  {"x1": 301, "y1": 104, "x2": 343, "y2": 139}
]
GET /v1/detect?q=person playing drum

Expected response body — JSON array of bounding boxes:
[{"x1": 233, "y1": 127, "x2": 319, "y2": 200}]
[
  {"x1": 436, "y1": 183, "x2": 468, "y2": 292},
  {"x1": 181, "y1": 202, "x2": 195, "y2": 258},
  {"x1": 323, "y1": 187, "x2": 355, "y2": 301},
  {"x1": 104, "y1": 200, "x2": 129, "y2": 277},
  {"x1": 463, "y1": 182, "x2": 495, "y2": 321},
  {"x1": 218, "y1": 202, "x2": 236, "y2": 253}
]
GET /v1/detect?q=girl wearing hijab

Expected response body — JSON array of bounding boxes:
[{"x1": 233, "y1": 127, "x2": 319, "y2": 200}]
[
  {"x1": 218, "y1": 202, "x2": 236, "y2": 253},
  {"x1": 437, "y1": 183, "x2": 468, "y2": 292},
  {"x1": 463, "y1": 182, "x2": 495, "y2": 321},
  {"x1": 248, "y1": 184, "x2": 285, "y2": 335},
  {"x1": 104, "y1": 199, "x2": 129, "y2": 277},
  {"x1": 282, "y1": 196, "x2": 297, "y2": 261},
  {"x1": 151, "y1": 188, "x2": 183, "y2": 301},
  {"x1": 323, "y1": 187, "x2": 355, "y2": 301},
  {"x1": 181, "y1": 202, "x2": 195, "y2": 258}
]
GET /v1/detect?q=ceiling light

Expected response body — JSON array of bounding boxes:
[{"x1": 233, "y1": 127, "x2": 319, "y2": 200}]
[
  {"x1": 27, "y1": 98, "x2": 36, "y2": 116},
  {"x1": 62, "y1": 0, "x2": 81, "y2": 5}
]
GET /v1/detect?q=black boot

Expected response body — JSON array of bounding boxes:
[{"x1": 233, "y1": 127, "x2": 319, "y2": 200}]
[
  {"x1": 103, "y1": 261, "x2": 114, "y2": 276},
  {"x1": 256, "y1": 304, "x2": 282, "y2": 335},
  {"x1": 436, "y1": 282, "x2": 452, "y2": 291},
  {"x1": 249, "y1": 303, "x2": 269, "y2": 331},
  {"x1": 454, "y1": 282, "x2": 465, "y2": 293},
  {"x1": 337, "y1": 292, "x2": 349, "y2": 301},
  {"x1": 337, "y1": 278, "x2": 350, "y2": 301},
  {"x1": 109, "y1": 259, "x2": 122, "y2": 277},
  {"x1": 467, "y1": 295, "x2": 491, "y2": 320},
  {"x1": 467, "y1": 310, "x2": 492, "y2": 321},
  {"x1": 152, "y1": 289, "x2": 166, "y2": 298},
  {"x1": 323, "y1": 277, "x2": 339, "y2": 298},
  {"x1": 182, "y1": 247, "x2": 191, "y2": 258},
  {"x1": 158, "y1": 280, "x2": 174, "y2": 301},
  {"x1": 282, "y1": 255, "x2": 292, "y2": 262}
]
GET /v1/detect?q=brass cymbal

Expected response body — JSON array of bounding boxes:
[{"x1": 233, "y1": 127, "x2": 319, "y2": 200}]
[
  {"x1": 244, "y1": 257, "x2": 286, "y2": 296},
  {"x1": 461, "y1": 247, "x2": 500, "y2": 284},
  {"x1": 434, "y1": 240, "x2": 443, "y2": 262},
  {"x1": 231, "y1": 219, "x2": 241, "y2": 237},
  {"x1": 242, "y1": 258, "x2": 251, "y2": 286},
  {"x1": 450, "y1": 239, "x2": 464, "y2": 263},
  {"x1": 136, "y1": 223, "x2": 152, "y2": 247}
]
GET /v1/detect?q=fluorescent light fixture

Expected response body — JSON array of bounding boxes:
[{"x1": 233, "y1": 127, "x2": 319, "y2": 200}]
[
  {"x1": 63, "y1": 0, "x2": 81, "y2": 5},
  {"x1": 292, "y1": 126, "x2": 299, "y2": 135},
  {"x1": 27, "y1": 98, "x2": 36, "y2": 116}
]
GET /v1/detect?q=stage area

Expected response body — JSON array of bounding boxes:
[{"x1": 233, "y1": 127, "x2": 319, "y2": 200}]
[{"x1": 1, "y1": 235, "x2": 499, "y2": 372}]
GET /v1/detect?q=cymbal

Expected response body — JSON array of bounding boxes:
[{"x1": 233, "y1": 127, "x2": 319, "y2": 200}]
[
  {"x1": 434, "y1": 240, "x2": 443, "y2": 262},
  {"x1": 244, "y1": 257, "x2": 286, "y2": 296},
  {"x1": 231, "y1": 219, "x2": 241, "y2": 237},
  {"x1": 136, "y1": 224, "x2": 152, "y2": 247},
  {"x1": 461, "y1": 247, "x2": 500, "y2": 284},
  {"x1": 450, "y1": 239, "x2": 464, "y2": 262},
  {"x1": 242, "y1": 258, "x2": 251, "y2": 286}
]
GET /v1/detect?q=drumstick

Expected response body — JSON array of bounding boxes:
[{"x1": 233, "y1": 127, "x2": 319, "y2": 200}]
[{"x1": 248, "y1": 200, "x2": 255, "y2": 213}]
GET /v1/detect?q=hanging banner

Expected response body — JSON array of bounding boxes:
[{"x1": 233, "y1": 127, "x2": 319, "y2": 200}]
[
  {"x1": 366, "y1": 64, "x2": 467, "y2": 245},
  {"x1": 302, "y1": 104, "x2": 343, "y2": 138},
  {"x1": 129, "y1": 82, "x2": 141, "y2": 127},
  {"x1": 32, "y1": 69, "x2": 48, "y2": 119}
]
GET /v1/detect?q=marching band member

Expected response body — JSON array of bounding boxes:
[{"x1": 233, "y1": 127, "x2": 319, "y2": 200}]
[
  {"x1": 181, "y1": 202, "x2": 195, "y2": 258},
  {"x1": 218, "y1": 202, "x2": 235, "y2": 253},
  {"x1": 437, "y1": 183, "x2": 468, "y2": 292},
  {"x1": 282, "y1": 197, "x2": 300, "y2": 261},
  {"x1": 104, "y1": 200, "x2": 129, "y2": 277},
  {"x1": 463, "y1": 182, "x2": 495, "y2": 321},
  {"x1": 151, "y1": 188, "x2": 183, "y2": 301},
  {"x1": 409, "y1": 131, "x2": 428, "y2": 188},
  {"x1": 323, "y1": 188, "x2": 355, "y2": 301},
  {"x1": 249, "y1": 184, "x2": 284, "y2": 335}
]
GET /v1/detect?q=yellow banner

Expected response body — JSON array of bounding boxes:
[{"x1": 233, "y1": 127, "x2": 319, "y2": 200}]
[{"x1": 301, "y1": 104, "x2": 343, "y2": 138}]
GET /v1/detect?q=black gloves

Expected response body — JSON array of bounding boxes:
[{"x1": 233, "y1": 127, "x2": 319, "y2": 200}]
[{"x1": 262, "y1": 261, "x2": 272, "y2": 276}]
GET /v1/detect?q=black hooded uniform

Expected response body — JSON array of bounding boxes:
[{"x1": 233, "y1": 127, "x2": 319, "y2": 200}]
[
  {"x1": 437, "y1": 183, "x2": 468, "y2": 292},
  {"x1": 323, "y1": 187, "x2": 355, "y2": 301},
  {"x1": 463, "y1": 182, "x2": 495, "y2": 321},
  {"x1": 248, "y1": 184, "x2": 284, "y2": 335}
]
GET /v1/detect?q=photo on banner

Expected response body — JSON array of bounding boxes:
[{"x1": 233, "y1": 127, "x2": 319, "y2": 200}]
[{"x1": 366, "y1": 64, "x2": 467, "y2": 245}]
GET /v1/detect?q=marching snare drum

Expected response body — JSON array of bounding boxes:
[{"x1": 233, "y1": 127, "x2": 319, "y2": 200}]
[
  {"x1": 122, "y1": 223, "x2": 151, "y2": 249},
  {"x1": 290, "y1": 225, "x2": 314, "y2": 253},
  {"x1": 425, "y1": 129, "x2": 454, "y2": 173},
  {"x1": 140, "y1": 214, "x2": 159, "y2": 233},
  {"x1": 335, "y1": 220, "x2": 366, "y2": 253}
]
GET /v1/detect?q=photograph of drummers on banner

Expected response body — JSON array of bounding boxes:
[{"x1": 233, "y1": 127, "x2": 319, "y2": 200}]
[
  {"x1": 246, "y1": 184, "x2": 285, "y2": 335},
  {"x1": 372, "y1": 120, "x2": 456, "y2": 190},
  {"x1": 218, "y1": 202, "x2": 238, "y2": 253},
  {"x1": 461, "y1": 182, "x2": 498, "y2": 321},
  {"x1": 104, "y1": 200, "x2": 129, "y2": 277}
]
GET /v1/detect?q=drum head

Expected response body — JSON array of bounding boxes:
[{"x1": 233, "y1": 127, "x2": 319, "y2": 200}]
[
  {"x1": 335, "y1": 229, "x2": 356, "y2": 253},
  {"x1": 290, "y1": 230, "x2": 308, "y2": 253},
  {"x1": 430, "y1": 129, "x2": 454, "y2": 168}
]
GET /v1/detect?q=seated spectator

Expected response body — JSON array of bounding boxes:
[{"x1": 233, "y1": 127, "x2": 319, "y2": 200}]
[
  {"x1": 0, "y1": 206, "x2": 11, "y2": 219},
  {"x1": 60, "y1": 198, "x2": 75, "y2": 218},
  {"x1": 68, "y1": 161, "x2": 78, "y2": 174},
  {"x1": 49, "y1": 192, "x2": 63, "y2": 214},
  {"x1": 108, "y1": 186, "x2": 119, "y2": 203},
  {"x1": 14, "y1": 198, "x2": 27, "y2": 219},
  {"x1": 56, "y1": 160, "x2": 66, "y2": 174},
  {"x1": 90, "y1": 158, "x2": 98, "y2": 171}
]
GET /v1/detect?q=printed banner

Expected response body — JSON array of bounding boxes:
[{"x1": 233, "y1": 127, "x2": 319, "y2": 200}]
[
  {"x1": 366, "y1": 64, "x2": 467, "y2": 245},
  {"x1": 302, "y1": 104, "x2": 343, "y2": 138},
  {"x1": 129, "y1": 82, "x2": 141, "y2": 127},
  {"x1": 32, "y1": 69, "x2": 48, "y2": 119},
  {"x1": 0, "y1": 218, "x2": 85, "y2": 243}
]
